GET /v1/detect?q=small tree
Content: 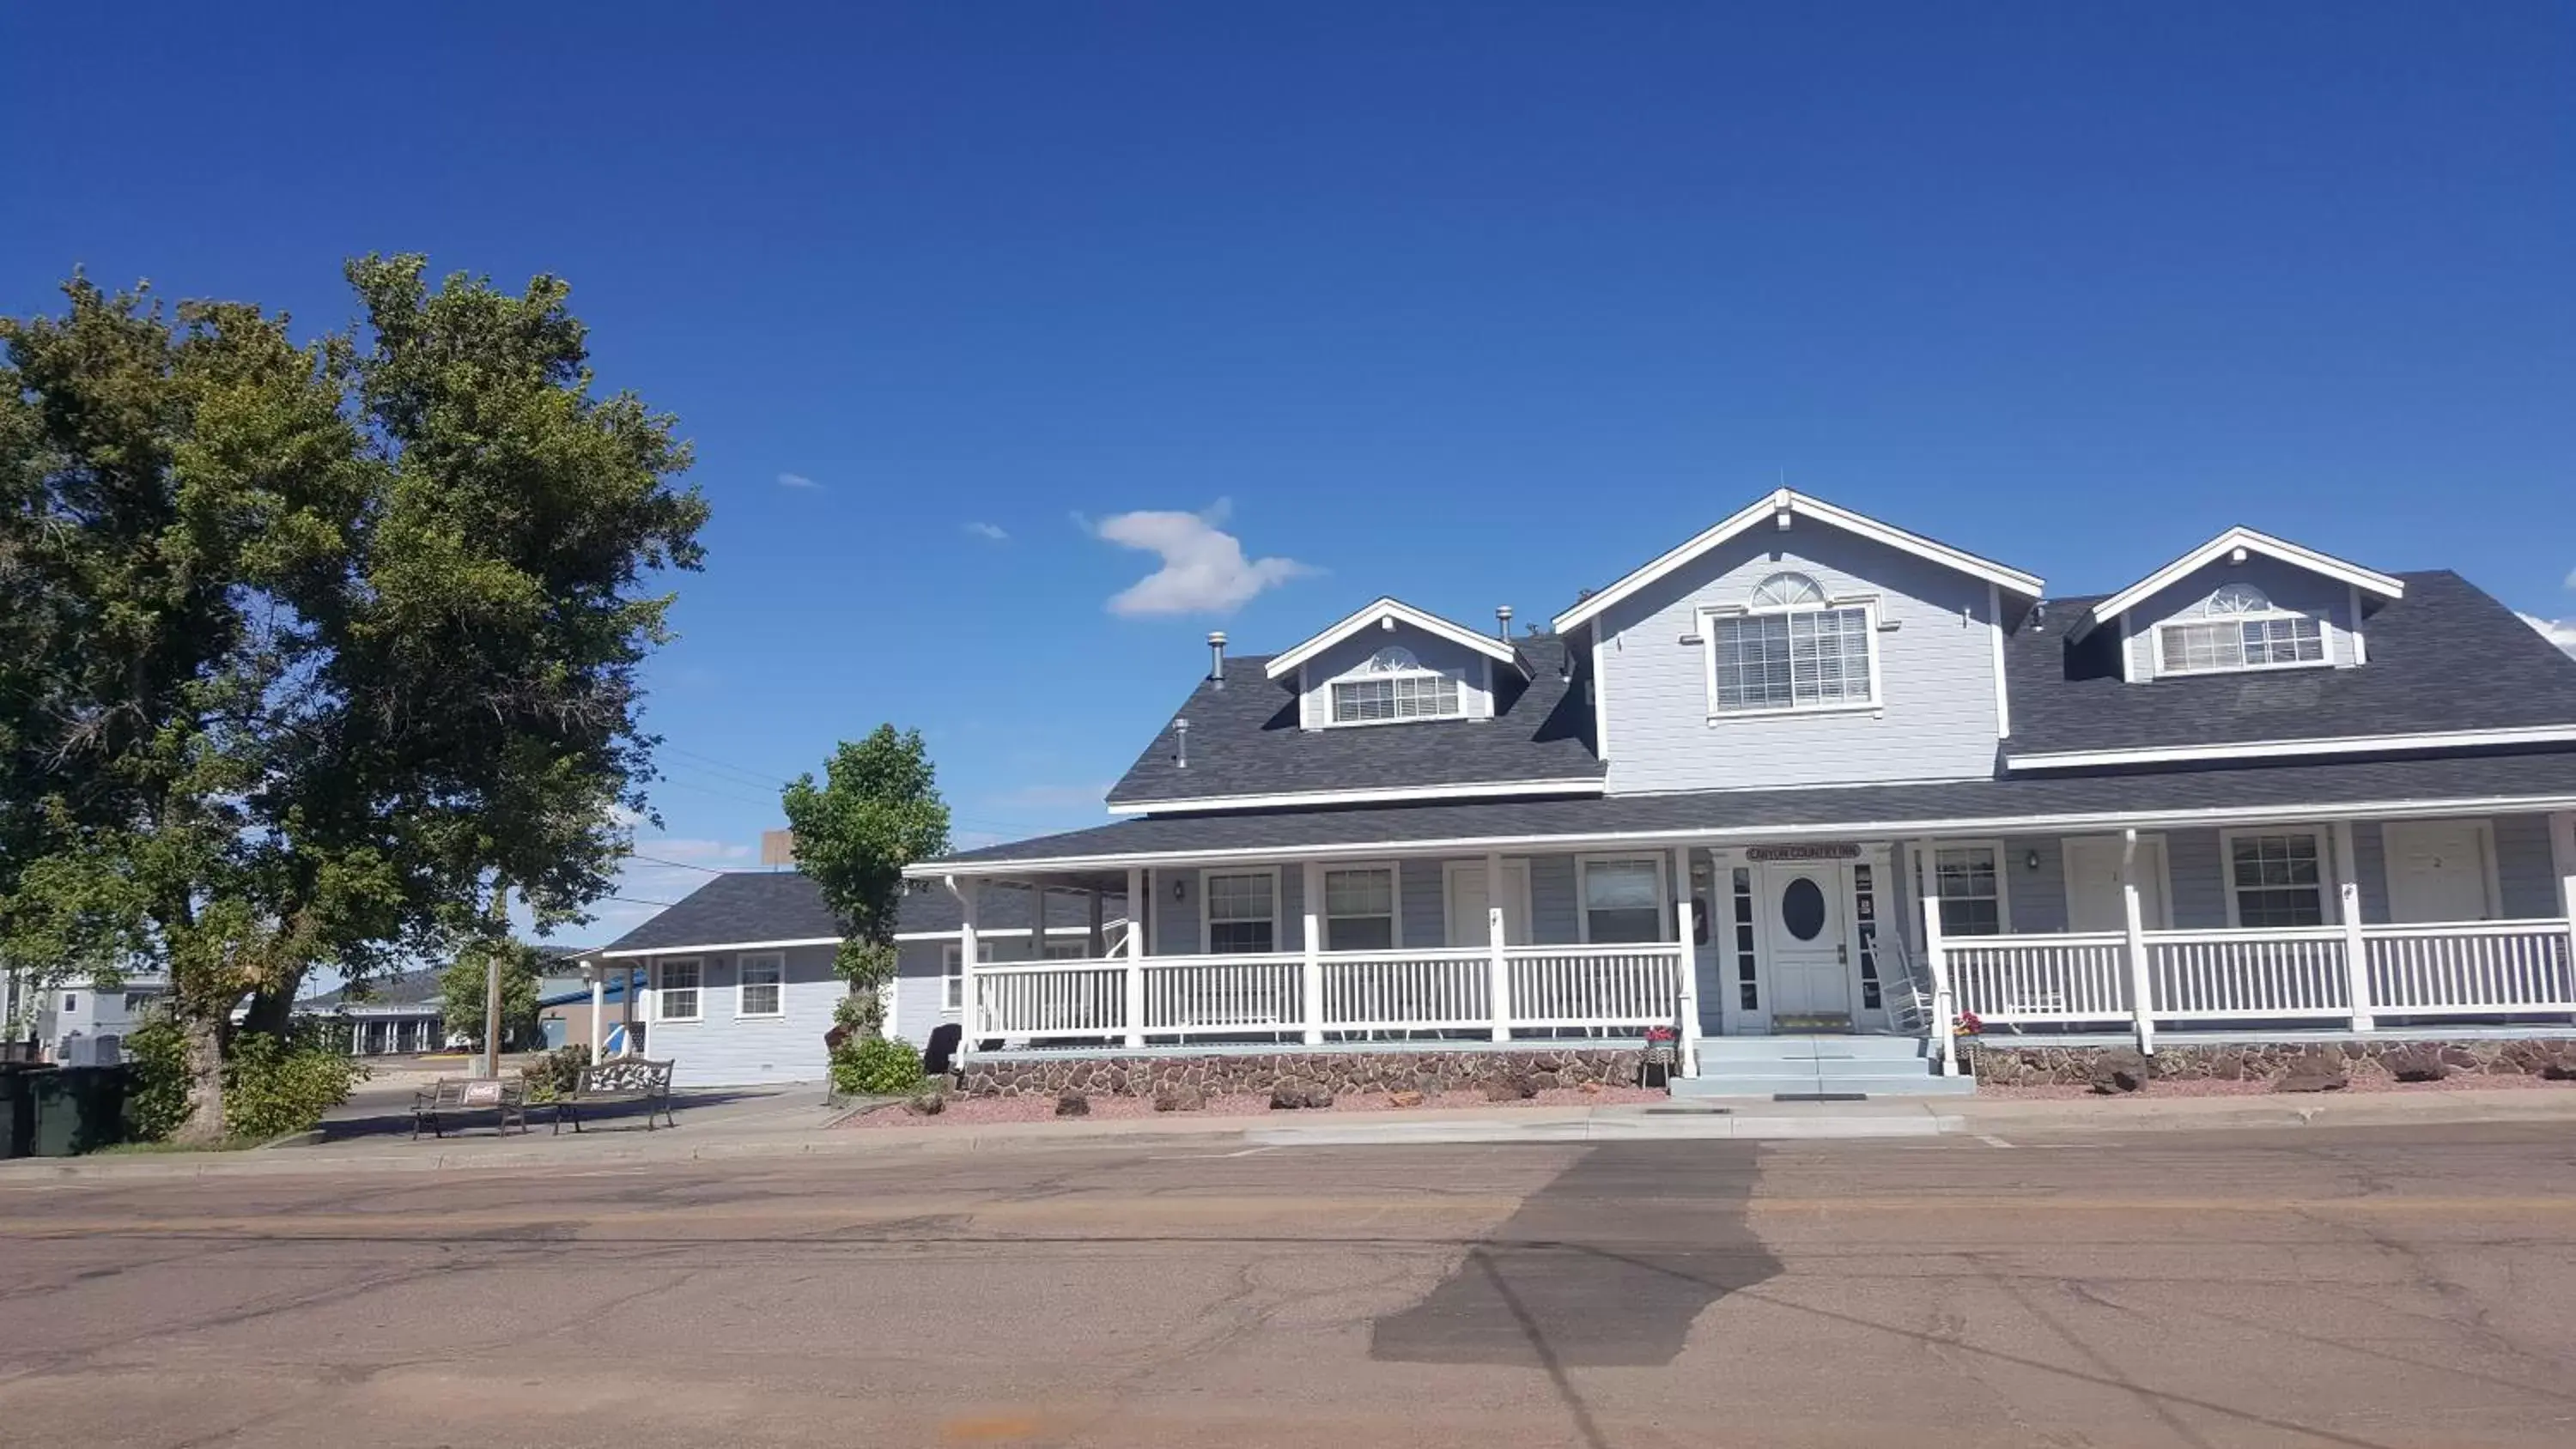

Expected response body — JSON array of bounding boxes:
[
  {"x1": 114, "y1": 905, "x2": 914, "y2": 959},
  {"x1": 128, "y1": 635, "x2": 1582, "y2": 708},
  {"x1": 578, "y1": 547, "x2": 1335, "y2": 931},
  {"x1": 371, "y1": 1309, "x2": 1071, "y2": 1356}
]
[
  {"x1": 437, "y1": 942, "x2": 544, "y2": 1050},
  {"x1": 780, "y1": 727, "x2": 950, "y2": 1036}
]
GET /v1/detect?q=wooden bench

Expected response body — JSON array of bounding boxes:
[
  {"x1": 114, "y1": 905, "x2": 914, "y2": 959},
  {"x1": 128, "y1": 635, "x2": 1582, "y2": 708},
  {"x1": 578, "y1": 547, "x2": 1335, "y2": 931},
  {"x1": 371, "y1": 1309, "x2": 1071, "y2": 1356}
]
[
  {"x1": 412, "y1": 1077, "x2": 529, "y2": 1139},
  {"x1": 551, "y1": 1056, "x2": 677, "y2": 1134}
]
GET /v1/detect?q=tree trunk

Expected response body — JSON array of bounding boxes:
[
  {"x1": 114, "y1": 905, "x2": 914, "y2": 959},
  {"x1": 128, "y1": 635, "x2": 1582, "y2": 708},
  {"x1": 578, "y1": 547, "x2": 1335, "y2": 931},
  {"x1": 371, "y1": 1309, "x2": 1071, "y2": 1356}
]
[
  {"x1": 174, "y1": 1012, "x2": 228, "y2": 1144},
  {"x1": 241, "y1": 985, "x2": 294, "y2": 1043}
]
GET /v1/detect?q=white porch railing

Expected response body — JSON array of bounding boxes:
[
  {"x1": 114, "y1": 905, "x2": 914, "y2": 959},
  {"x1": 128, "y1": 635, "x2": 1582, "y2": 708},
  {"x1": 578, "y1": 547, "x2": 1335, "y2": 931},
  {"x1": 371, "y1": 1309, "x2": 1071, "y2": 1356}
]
[
  {"x1": 1509, "y1": 945, "x2": 1680, "y2": 1029},
  {"x1": 1933, "y1": 912, "x2": 2576, "y2": 1036},
  {"x1": 971, "y1": 943, "x2": 1685, "y2": 1045}
]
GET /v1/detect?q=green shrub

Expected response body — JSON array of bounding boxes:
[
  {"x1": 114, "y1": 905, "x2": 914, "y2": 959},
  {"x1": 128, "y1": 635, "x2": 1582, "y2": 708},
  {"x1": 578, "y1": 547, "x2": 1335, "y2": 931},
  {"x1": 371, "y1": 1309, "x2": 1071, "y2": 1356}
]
[
  {"x1": 522, "y1": 1044, "x2": 592, "y2": 1104},
  {"x1": 123, "y1": 1014, "x2": 193, "y2": 1143},
  {"x1": 830, "y1": 1034, "x2": 924, "y2": 1096},
  {"x1": 223, "y1": 1026, "x2": 368, "y2": 1142}
]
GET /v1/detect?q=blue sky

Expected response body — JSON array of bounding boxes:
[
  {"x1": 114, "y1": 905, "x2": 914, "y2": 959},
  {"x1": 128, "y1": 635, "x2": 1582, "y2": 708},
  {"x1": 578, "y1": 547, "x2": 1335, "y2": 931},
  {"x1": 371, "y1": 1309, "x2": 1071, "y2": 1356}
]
[{"x1": 5, "y1": 2, "x2": 2570, "y2": 943}]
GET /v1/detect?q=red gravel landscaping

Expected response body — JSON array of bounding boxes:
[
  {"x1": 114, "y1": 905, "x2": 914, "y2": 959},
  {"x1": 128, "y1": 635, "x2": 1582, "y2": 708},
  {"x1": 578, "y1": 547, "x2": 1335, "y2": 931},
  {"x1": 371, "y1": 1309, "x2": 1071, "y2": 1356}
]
[{"x1": 845, "y1": 1083, "x2": 1668, "y2": 1129}]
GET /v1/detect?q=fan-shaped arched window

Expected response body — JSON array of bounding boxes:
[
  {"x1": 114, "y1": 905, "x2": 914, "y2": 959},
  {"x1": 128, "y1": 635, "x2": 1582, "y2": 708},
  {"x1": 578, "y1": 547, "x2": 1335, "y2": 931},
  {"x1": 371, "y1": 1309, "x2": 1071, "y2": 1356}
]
[
  {"x1": 2158, "y1": 583, "x2": 2325, "y2": 675},
  {"x1": 1750, "y1": 573, "x2": 1827, "y2": 609},
  {"x1": 1331, "y1": 646, "x2": 1463, "y2": 724},
  {"x1": 1703, "y1": 572, "x2": 1877, "y2": 714}
]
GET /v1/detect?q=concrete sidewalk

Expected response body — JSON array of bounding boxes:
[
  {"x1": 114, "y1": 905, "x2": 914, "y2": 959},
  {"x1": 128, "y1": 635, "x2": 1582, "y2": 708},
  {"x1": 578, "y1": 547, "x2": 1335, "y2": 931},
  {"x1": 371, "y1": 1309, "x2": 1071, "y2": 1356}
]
[{"x1": 10, "y1": 1085, "x2": 2576, "y2": 1183}]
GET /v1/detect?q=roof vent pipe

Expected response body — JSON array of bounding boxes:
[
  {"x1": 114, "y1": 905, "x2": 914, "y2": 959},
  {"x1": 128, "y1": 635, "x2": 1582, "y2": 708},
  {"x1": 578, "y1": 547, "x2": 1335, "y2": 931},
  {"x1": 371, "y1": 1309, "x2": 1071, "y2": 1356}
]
[
  {"x1": 1207, "y1": 631, "x2": 1227, "y2": 688},
  {"x1": 1173, "y1": 718, "x2": 1189, "y2": 769},
  {"x1": 1496, "y1": 605, "x2": 1513, "y2": 640}
]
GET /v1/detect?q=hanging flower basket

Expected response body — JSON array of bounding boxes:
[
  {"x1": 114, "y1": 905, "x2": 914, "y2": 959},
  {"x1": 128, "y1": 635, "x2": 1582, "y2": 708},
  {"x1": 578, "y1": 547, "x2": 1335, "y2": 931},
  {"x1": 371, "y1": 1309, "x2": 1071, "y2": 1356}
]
[{"x1": 1953, "y1": 1011, "x2": 1984, "y2": 1038}]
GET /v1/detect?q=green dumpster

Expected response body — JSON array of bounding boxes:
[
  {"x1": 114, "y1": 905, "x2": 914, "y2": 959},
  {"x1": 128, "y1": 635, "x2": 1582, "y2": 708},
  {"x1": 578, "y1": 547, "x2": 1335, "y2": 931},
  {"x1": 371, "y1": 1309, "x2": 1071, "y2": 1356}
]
[
  {"x1": 27, "y1": 1065, "x2": 132, "y2": 1156},
  {"x1": 0, "y1": 1063, "x2": 37, "y2": 1159}
]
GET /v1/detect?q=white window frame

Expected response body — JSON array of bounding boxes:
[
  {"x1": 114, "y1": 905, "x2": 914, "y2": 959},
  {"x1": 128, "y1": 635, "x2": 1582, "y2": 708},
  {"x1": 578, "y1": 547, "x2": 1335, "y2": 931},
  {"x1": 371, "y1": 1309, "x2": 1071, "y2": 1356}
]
[
  {"x1": 1323, "y1": 647, "x2": 1468, "y2": 729},
  {"x1": 1925, "y1": 840, "x2": 2013, "y2": 938},
  {"x1": 654, "y1": 957, "x2": 702, "y2": 1024},
  {"x1": 1577, "y1": 852, "x2": 1669, "y2": 944},
  {"x1": 1320, "y1": 860, "x2": 1403, "y2": 953},
  {"x1": 940, "y1": 940, "x2": 994, "y2": 1013},
  {"x1": 736, "y1": 952, "x2": 784, "y2": 1019},
  {"x1": 2153, "y1": 584, "x2": 2330, "y2": 677},
  {"x1": 2218, "y1": 826, "x2": 2342, "y2": 929},
  {"x1": 1698, "y1": 574, "x2": 1885, "y2": 721},
  {"x1": 1200, "y1": 866, "x2": 1283, "y2": 954}
]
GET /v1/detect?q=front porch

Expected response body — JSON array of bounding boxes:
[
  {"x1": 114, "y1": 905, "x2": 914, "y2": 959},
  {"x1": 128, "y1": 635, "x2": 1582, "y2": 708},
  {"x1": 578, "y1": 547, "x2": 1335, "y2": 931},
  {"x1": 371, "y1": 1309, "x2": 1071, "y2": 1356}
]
[{"x1": 932, "y1": 809, "x2": 2576, "y2": 1082}]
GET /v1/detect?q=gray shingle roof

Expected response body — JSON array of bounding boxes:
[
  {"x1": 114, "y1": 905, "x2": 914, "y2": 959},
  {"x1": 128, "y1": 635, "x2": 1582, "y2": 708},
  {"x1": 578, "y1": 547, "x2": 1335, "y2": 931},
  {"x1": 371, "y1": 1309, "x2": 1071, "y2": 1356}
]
[
  {"x1": 2005, "y1": 571, "x2": 2576, "y2": 760},
  {"x1": 1106, "y1": 634, "x2": 1603, "y2": 809},
  {"x1": 939, "y1": 749, "x2": 2576, "y2": 866},
  {"x1": 598, "y1": 870, "x2": 1122, "y2": 954}
]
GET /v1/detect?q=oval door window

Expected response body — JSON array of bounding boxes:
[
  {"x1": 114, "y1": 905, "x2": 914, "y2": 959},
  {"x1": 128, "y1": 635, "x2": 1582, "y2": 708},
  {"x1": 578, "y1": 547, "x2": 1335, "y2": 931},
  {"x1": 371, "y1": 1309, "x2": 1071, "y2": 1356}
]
[{"x1": 1780, "y1": 878, "x2": 1827, "y2": 941}]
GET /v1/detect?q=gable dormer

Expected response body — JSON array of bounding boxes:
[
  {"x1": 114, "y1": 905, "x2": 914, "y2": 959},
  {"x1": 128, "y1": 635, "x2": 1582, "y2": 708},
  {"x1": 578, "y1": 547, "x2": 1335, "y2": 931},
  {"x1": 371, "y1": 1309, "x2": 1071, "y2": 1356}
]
[
  {"x1": 2067, "y1": 527, "x2": 2403, "y2": 682},
  {"x1": 1265, "y1": 597, "x2": 1524, "y2": 731}
]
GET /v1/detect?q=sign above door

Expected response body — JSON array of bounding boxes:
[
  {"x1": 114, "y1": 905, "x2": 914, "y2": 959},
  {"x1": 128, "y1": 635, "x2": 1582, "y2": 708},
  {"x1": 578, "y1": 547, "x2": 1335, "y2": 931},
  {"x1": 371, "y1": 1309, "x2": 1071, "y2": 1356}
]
[{"x1": 1746, "y1": 843, "x2": 1862, "y2": 862}]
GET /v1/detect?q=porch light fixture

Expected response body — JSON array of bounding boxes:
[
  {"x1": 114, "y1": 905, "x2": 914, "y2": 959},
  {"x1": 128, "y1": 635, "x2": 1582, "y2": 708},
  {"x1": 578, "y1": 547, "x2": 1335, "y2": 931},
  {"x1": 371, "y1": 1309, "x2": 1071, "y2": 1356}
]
[
  {"x1": 1172, "y1": 878, "x2": 1187, "y2": 902},
  {"x1": 2025, "y1": 850, "x2": 2041, "y2": 870}
]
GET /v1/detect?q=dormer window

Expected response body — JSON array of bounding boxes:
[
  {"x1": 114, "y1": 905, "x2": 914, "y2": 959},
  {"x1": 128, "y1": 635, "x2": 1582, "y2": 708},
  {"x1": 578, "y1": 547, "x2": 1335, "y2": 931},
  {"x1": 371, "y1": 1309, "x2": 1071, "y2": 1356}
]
[
  {"x1": 2155, "y1": 584, "x2": 2325, "y2": 676},
  {"x1": 1329, "y1": 647, "x2": 1463, "y2": 724},
  {"x1": 1704, "y1": 573, "x2": 1880, "y2": 716}
]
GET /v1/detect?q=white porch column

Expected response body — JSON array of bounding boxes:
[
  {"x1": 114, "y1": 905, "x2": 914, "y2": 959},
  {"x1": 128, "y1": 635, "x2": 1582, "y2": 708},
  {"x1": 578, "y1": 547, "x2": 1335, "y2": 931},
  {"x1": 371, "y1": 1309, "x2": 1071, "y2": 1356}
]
[
  {"x1": 1300, "y1": 859, "x2": 1325, "y2": 1046},
  {"x1": 1670, "y1": 844, "x2": 1699, "y2": 1079},
  {"x1": 587, "y1": 963, "x2": 605, "y2": 1061},
  {"x1": 1088, "y1": 889, "x2": 1105, "y2": 958},
  {"x1": 1486, "y1": 850, "x2": 1511, "y2": 1042},
  {"x1": 1921, "y1": 893, "x2": 1955, "y2": 1076},
  {"x1": 948, "y1": 876, "x2": 979, "y2": 1059},
  {"x1": 2120, "y1": 829, "x2": 2155, "y2": 1056},
  {"x1": 2332, "y1": 820, "x2": 2374, "y2": 1032},
  {"x1": 2550, "y1": 812, "x2": 2576, "y2": 1025},
  {"x1": 1123, "y1": 867, "x2": 1145, "y2": 1049}
]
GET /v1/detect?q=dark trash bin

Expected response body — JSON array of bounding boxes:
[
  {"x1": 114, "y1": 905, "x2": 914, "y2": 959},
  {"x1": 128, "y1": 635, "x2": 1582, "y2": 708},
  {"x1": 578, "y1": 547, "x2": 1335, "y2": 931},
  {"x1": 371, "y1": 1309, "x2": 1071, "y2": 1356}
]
[
  {"x1": 27, "y1": 1064, "x2": 132, "y2": 1156},
  {"x1": 0, "y1": 1063, "x2": 40, "y2": 1160}
]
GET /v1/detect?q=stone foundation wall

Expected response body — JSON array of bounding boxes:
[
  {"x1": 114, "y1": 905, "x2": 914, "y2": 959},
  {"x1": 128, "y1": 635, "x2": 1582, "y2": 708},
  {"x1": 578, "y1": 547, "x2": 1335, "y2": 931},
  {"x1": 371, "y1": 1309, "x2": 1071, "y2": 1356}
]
[
  {"x1": 957, "y1": 1047, "x2": 1644, "y2": 1099},
  {"x1": 1970, "y1": 1037, "x2": 2576, "y2": 1087}
]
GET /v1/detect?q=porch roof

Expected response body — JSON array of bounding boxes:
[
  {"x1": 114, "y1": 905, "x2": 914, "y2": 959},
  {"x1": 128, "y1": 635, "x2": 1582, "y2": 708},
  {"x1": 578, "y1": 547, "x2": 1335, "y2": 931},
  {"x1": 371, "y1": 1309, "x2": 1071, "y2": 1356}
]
[{"x1": 914, "y1": 749, "x2": 2576, "y2": 875}]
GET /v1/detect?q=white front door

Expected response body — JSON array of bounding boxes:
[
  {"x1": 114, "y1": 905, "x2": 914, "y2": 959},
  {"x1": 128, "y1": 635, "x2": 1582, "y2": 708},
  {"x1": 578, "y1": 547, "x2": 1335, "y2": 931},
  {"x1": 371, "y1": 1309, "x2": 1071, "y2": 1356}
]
[
  {"x1": 2383, "y1": 820, "x2": 2494, "y2": 924},
  {"x1": 1445, "y1": 859, "x2": 1532, "y2": 947},
  {"x1": 2063, "y1": 836, "x2": 2172, "y2": 933},
  {"x1": 1765, "y1": 864, "x2": 1852, "y2": 1024}
]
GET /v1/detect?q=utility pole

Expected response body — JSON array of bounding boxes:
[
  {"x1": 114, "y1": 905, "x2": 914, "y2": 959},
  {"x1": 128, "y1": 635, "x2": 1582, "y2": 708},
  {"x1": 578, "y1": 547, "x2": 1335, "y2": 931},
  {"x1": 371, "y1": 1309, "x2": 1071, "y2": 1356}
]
[{"x1": 480, "y1": 881, "x2": 510, "y2": 1081}]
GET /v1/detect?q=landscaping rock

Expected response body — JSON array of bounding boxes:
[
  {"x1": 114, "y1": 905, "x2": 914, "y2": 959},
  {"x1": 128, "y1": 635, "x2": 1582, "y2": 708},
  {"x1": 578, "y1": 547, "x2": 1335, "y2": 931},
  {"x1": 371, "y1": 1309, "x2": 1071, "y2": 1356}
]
[
  {"x1": 1271, "y1": 1080, "x2": 1318, "y2": 1111},
  {"x1": 1388, "y1": 1089, "x2": 1425, "y2": 1108},
  {"x1": 2089, "y1": 1048, "x2": 2152, "y2": 1094},
  {"x1": 2384, "y1": 1047, "x2": 2449, "y2": 1083},
  {"x1": 1301, "y1": 1082, "x2": 1336, "y2": 1109},
  {"x1": 1481, "y1": 1075, "x2": 1538, "y2": 1102},
  {"x1": 904, "y1": 1091, "x2": 946, "y2": 1117},
  {"x1": 1153, "y1": 1085, "x2": 1206, "y2": 1113},
  {"x1": 1054, "y1": 1094, "x2": 1091, "y2": 1117},
  {"x1": 2541, "y1": 1053, "x2": 2576, "y2": 1082},
  {"x1": 2273, "y1": 1064, "x2": 2348, "y2": 1094}
]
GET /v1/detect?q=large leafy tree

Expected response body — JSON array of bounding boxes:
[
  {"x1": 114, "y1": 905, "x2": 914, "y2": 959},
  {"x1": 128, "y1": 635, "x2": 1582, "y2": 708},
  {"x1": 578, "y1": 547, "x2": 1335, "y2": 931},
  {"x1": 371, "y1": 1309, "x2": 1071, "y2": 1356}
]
[
  {"x1": 780, "y1": 727, "x2": 951, "y2": 1035},
  {"x1": 0, "y1": 258, "x2": 705, "y2": 1139}
]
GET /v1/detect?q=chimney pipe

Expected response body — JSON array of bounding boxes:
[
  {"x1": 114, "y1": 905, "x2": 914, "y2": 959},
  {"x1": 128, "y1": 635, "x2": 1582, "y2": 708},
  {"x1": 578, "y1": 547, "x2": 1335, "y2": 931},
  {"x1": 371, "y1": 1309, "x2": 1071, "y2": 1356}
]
[
  {"x1": 1174, "y1": 718, "x2": 1190, "y2": 769},
  {"x1": 1495, "y1": 605, "x2": 1513, "y2": 640},
  {"x1": 1207, "y1": 631, "x2": 1227, "y2": 688}
]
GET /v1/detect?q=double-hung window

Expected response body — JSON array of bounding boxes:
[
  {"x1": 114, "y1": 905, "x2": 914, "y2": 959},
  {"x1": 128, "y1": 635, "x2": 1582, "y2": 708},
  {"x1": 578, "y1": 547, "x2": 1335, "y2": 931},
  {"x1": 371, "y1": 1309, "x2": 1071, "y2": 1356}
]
[
  {"x1": 1705, "y1": 573, "x2": 1875, "y2": 715},
  {"x1": 736, "y1": 953, "x2": 783, "y2": 1017},
  {"x1": 1582, "y1": 857, "x2": 1665, "y2": 943},
  {"x1": 1330, "y1": 647, "x2": 1463, "y2": 724},
  {"x1": 1205, "y1": 871, "x2": 1278, "y2": 954},
  {"x1": 658, "y1": 959, "x2": 702, "y2": 1022},
  {"x1": 2227, "y1": 831, "x2": 2329, "y2": 927},
  {"x1": 1042, "y1": 941, "x2": 1090, "y2": 961},
  {"x1": 1323, "y1": 866, "x2": 1396, "y2": 951},
  {"x1": 1931, "y1": 846, "x2": 2005, "y2": 937},
  {"x1": 2156, "y1": 584, "x2": 2326, "y2": 675},
  {"x1": 940, "y1": 941, "x2": 995, "y2": 1011}
]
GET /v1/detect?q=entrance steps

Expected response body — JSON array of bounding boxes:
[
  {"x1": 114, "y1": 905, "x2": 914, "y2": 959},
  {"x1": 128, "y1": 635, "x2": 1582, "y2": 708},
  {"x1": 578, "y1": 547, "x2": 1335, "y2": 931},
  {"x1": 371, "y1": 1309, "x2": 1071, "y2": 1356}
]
[{"x1": 1675, "y1": 1035, "x2": 1977, "y2": 1100}]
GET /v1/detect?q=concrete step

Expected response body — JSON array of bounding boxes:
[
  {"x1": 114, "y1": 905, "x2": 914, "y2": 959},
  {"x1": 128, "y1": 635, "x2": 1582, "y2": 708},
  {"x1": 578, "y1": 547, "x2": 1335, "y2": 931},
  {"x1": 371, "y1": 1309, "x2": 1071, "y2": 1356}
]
[
  {"x1": 1693, "y1": 1035, "x2": 1932, "y2": 1062},
  {"x1": 1674, "y1": 1071, "x2": 1978, "y2": 1100}
]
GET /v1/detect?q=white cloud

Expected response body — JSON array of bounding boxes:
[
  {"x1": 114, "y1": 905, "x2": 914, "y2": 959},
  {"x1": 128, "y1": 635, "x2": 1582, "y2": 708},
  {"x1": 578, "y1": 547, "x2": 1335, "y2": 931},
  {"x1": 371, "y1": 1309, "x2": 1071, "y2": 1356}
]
[
  {"x1": 964, "y1": 521, "x2": 1009, "y2": 542},
  {"x1": 2520, "y1": 613, "x2": 2576, "y2": 660},
  {"x1": 778, "y1": 472, "x2": 820, "y2": 489},
  {"x1": 1091, "y1": 499, "x2": 1313, "y2": 616},
  {"x1": 2565, "y1": 566, "x2": 2576, "y2": 590}
]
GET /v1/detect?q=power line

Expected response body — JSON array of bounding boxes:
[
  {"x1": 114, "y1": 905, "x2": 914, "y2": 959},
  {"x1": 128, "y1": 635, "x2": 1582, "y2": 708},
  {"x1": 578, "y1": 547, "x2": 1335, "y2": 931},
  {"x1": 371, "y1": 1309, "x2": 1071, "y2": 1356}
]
[
  {"x1": 659, "y1": 745, "x2": 790, "y2": 789},
  {"x1": 605, "y1": 894, "x2": 682, "y2": 908},
  {"x1": 628, "y1": 853, "x2": 730, "y2": 874}
]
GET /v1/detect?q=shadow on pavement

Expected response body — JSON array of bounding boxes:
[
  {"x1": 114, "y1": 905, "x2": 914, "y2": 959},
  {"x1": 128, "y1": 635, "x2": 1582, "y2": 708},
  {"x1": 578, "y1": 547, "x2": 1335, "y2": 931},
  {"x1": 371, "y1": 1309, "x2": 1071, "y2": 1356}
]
[
  {"x1": 1370, "y1": 1142, "x2": 1782, "y2": 1370},
  {"x1": 313, "y1": 1088, "x2": 787, "y2": 1143}
]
